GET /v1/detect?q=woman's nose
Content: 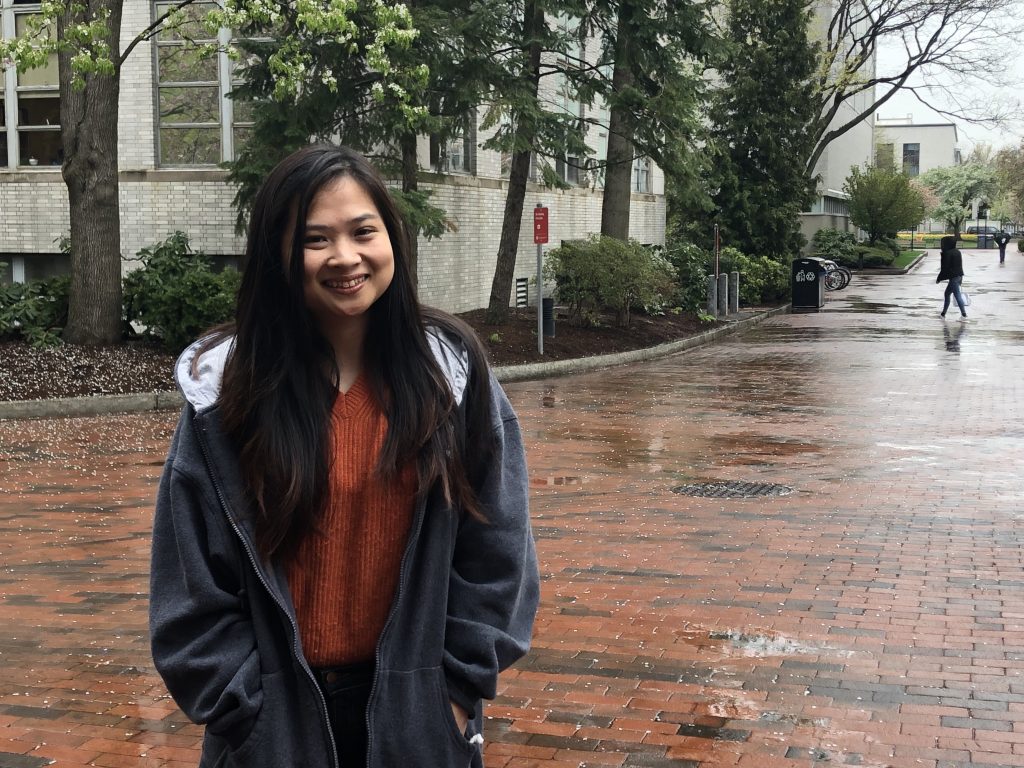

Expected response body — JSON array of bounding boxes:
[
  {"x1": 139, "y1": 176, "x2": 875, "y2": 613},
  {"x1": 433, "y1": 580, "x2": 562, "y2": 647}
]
[{"x1": 325, "y1": 238, "x2": 360, "y2": 265}]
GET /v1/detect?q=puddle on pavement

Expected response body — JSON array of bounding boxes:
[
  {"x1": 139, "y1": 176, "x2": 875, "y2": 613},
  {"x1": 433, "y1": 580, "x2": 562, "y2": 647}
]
[
  {"x1": 707, "y1": 629, "x2": 854, "y2": 658},
  {"x1": 670, "y1": 624, "x2": 855, "y2": 661}
]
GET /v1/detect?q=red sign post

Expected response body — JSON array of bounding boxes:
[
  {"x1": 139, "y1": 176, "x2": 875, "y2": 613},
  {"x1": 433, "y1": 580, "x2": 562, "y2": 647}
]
[
  {"x1": 533, "y1": 205, "x2": 548, "y2": 354},
  {"x1": 533, "y1": 206, "x2": 549, "y2": 244}
]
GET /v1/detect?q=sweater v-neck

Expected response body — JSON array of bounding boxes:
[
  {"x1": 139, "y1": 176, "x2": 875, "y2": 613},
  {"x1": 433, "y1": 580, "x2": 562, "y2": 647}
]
[{"x1": 332, "y1": 373, "x2": 374, "y2": 419}]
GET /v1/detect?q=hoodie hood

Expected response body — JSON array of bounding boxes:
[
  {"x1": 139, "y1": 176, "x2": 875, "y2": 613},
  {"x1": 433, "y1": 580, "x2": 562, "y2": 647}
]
[
  {"x1": 940, "y1": 235, "x2": 958, "y2": 251},
  {"x1": 174, "y1": 328, "x2": 470, "y2": 412}
]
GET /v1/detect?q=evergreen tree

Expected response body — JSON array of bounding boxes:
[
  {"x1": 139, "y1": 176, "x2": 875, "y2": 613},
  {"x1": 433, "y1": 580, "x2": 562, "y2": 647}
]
[
  {"x1": 702, "y1": 0, "x2": 818, "y2": 261},
  {"x1": 482, "y1": 1, "x2": 596, "y2": 324},
  {"x1": 592, "y1": 0, "x2": 710, "y2": 241}
]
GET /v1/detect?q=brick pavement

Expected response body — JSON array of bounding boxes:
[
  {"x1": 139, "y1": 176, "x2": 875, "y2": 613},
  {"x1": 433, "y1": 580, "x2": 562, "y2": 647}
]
[{"x1": 1, "y1": 247, "x2": 1022, "y2": 767}]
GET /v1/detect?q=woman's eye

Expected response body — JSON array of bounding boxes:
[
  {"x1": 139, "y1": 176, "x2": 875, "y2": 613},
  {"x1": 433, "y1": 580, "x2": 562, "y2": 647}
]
[
  {"x1": 304, "y1": 234, "x2": 327, "y2": 245},
  {"x1": 355, "y1": 228, "x2": 375, "y2": 238}
]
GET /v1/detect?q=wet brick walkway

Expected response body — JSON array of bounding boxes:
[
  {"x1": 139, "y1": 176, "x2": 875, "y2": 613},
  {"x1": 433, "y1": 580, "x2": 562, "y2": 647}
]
[{"x1": 1, "y1": 247, "x2": 1022, "y2": 767}]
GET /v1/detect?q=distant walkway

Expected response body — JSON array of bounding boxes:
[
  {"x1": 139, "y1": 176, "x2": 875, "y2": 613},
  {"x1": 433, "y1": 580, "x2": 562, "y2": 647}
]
[{"x1": 0, "y1": 247, "x2": 1022, "y2": 767}]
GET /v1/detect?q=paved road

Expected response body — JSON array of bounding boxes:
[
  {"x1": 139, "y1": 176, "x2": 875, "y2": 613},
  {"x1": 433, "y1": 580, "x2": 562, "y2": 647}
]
[{"x1": 1, "y1": 247, "x2": 1021, "y2": 767}]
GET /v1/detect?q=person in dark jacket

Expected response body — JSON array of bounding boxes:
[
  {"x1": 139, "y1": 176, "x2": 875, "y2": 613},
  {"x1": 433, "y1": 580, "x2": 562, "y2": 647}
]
[
  {"x1": 149, "y1": 144, "x2": 540, "y2": 768},
  {"x1": 994, "y1": 230, "x2": 1011, "y2": 263},
  {"x1": 936, "y1": 235, "x2": 967, "y2": 318}
]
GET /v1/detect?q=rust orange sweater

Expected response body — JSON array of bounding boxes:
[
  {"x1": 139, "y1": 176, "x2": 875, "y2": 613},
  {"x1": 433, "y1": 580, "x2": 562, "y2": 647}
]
[{"x1": 287, "y1": 375, "x2": 415, "y2": 667}]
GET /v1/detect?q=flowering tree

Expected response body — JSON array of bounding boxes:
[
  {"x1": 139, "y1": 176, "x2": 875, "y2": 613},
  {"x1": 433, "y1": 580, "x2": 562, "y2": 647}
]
[
  {"x1": 919, "y1": 162, "x2": 999, "y2": 237},
  {"x1": 0, "y1": 0, "x2": 420, "y2": 345}
]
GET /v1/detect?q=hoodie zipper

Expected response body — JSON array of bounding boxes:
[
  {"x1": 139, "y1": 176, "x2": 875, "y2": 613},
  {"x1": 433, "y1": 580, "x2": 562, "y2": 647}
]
[
  {"x1": 194, "y1": 418, "x2": 340, "y2": 768},
  {"x1": 363, "y1": 491, "x2": 429, "y2": 768}
]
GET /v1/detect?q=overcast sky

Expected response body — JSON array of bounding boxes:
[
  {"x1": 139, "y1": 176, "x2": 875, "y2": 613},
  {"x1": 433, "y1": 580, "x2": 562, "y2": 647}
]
[{"x1": 873, "y1": 3, "x2": 1024, "y2": 155}]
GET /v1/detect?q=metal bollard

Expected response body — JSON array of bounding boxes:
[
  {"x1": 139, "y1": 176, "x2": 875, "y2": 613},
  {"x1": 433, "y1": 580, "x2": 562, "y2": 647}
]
[
  {"x1": 707, "y1": 275, "x2": 718, "y2": 316},
  {"x1": 729, "y1": 271, "x2": 739, "y2": 314},
  {"x1": 718, "y1": 273, "x2": 728, "y2": 316}
]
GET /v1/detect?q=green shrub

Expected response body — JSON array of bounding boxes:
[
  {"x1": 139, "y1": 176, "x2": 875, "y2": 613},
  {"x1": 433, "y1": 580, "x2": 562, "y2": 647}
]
[
  {"x1": 854, "y1": 244, "x2": 894, "y2": 268},
  {"x1": 543, "y1": 235, "x2": 678, "y2": 327},
  {"x1": 0, "y1": 274, "x2": 71, "y2": 347},
  {"x1": 659, "y1": 241, "x2": 710, "y2": 313},
  {"x1": 876, "y1": 236, "x2": 901, "y2": 257},
  {"x1": 812, "y1": 228, "x2": 858, "y2": 267},
  {"x1": 715, "y1": 247, "x2": 789, "y2": 306},
  {"x1": 123, "y1": 231, "x2": 240, "y2": 353}
]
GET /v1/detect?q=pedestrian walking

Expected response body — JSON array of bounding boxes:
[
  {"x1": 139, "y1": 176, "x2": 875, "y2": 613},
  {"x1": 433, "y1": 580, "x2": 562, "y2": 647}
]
[
  {"x1": 937, "y1": 235, "x2": 968, "y2": 319},
  {"x1": 994, "y1": 230, "x2": 1011, "y2": 263},
  {"x1": 148, "y1": 144, "x2": 540, "y2": 768}
]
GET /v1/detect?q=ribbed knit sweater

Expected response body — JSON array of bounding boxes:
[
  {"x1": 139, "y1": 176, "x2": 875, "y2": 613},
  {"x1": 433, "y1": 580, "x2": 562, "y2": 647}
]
[{"x1": 287, "y1": 375, "x2": 416, "y2": 667}]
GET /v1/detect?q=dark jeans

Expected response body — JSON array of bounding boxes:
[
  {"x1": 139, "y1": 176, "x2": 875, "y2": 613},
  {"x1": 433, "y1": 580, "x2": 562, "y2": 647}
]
[
  {"x1": 942, "y1": 275, "x2": 967, "y2": 316},
  {"x1": 314, "y1": 661, "x2": 374, "y2": 768}
]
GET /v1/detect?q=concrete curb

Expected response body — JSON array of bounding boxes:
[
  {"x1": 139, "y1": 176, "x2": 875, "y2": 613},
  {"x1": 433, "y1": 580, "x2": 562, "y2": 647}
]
[
  {"x1": 0, "y1": 305, "x2": 791, "y2": 421},
  {"x1": 493, "y1": 304, "x2": 790, "y2": 383}
]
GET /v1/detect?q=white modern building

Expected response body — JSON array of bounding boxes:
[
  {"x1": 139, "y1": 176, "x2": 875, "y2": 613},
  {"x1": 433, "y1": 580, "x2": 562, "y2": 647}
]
[
  {"x1": 873, "y1": 116, "x2": 962, "y2": 176},
  {"x1": 0, "y1": 0, "x2": 666, "y2": 311},
  {"x1": 874, "y1": 115, "x2": 963, "y2": 232},
  {"x1": 798, "y1": 2, "x2": 878, "y2": 243}
]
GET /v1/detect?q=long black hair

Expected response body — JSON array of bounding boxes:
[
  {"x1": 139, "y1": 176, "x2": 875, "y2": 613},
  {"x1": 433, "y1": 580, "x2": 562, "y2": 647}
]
[{"x1": 207, "y1": 144, "x2": 494, "y2": 560}]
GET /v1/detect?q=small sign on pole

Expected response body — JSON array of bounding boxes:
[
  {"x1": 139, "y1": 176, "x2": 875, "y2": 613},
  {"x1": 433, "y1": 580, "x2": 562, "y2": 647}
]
[
  {"x1": 534, "y1": 204, "x2": 548, "y2": 355},
  {"x1": 533, "y1": 206, "x2": 549, "y2": 245}
]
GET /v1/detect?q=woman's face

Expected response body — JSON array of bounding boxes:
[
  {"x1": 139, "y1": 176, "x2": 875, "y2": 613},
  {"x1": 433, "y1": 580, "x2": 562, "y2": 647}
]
[{"x1": 298, "y1": 176, "x2": 396, "y2": 334}]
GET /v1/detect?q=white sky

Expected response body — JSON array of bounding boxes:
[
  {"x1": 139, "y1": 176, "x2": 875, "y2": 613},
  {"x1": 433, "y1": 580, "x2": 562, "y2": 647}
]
[{"x1": 874, "y1": 3, "x2": 1024, "y2": 155}]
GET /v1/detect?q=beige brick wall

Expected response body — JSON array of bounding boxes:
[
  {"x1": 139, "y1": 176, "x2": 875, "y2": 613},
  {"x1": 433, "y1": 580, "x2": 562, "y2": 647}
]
[{"x1": 416, "y1": 177, "x2": 666, "y2": 312}]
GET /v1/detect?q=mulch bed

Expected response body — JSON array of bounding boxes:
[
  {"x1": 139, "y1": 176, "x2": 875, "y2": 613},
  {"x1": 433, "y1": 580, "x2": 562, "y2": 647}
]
[{"x1": 0, "y1": 308, "x2": 711, "y2": 402}]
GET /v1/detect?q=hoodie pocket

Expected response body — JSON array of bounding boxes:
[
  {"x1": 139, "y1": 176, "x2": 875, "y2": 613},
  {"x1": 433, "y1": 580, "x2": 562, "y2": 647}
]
[
  {"x1": 371, "y1": 667, "x2": 476, "y2": 767},
  {"x1": 201, "y1": 670, "x2": 309, "y2": 768}
]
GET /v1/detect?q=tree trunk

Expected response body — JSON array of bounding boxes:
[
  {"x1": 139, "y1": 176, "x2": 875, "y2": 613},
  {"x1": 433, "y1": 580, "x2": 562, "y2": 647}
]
[
  {"x1": 485, "y1": 0, "x2": 543, "y2": 325},
  {"x1": 58, "y1": 0, "x2": 125, "y2": 345},
  {"x1": 401, "y1": 132, "x2": 419, "y2": 287},
  {"x1": 600, "y1": 5, "x2": 636, "y2": 242}
]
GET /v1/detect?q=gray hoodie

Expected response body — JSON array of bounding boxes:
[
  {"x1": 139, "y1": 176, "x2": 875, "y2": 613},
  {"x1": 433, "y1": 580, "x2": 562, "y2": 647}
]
[{"x1": 149, "y1": 330, "x2": 539, "y2": 768}]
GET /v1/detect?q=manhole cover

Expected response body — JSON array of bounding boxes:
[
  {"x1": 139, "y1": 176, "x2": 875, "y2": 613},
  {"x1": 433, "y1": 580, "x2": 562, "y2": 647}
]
[{"x1": 671, "y1": 481, "x2": 794, "y2": 498}]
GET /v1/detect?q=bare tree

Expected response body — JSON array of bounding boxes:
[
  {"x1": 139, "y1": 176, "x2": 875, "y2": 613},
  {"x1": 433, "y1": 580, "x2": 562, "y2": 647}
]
[{"x1": 807, "y1": 0, "x2": 1023, "y2": 176}]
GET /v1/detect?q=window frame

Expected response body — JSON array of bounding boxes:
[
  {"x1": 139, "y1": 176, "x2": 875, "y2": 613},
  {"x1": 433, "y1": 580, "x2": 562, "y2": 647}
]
[
  {"x1": 1, "y1": 0, "x2": 63, "y2": 169},
  {"x1": 632, "y1": 156, "x2": 651, "y2": 193},
  {"x1": 902, "y1": 142, "x2": 920, "y2": 177},
  {"x1": 152, "y1": 1, "x2": 260, "y2": 167}
]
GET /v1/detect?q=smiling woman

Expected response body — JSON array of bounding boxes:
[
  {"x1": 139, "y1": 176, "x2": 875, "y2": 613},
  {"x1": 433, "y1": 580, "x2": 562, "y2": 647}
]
[
  {"x1": 148, "y1": 144, "x2": 539, "y2": 768},
  {"x1": 298, "y1": 177, "x2": 396, "y2": 391}
]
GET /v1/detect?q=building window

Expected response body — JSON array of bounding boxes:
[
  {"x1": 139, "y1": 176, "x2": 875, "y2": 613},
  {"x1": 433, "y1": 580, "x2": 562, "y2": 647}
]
[
  {"x1": 154, "y1": 2, "x2": 257, "y2": 166},
  {"x1": 875, "y1": 142, "x2": 894, "y2": 170},
  {"x1": 429, "y1": 114, "x2": 476, "y2": 175},
  {"x1": 633, "y1": 156, "x2": 651, "y2": 193},
  {"x1": 1, "y1": 4, "x2": 63, "y2": 168},
  {"x1": 555, "y1": 155, "x2": 581, "y2": 185},
  {"x1": 902, "y1": 143, "x2": 920, "y2": 177},
  {"x1": 823, "y1": 195, "x2": 849, "y2": 216}
]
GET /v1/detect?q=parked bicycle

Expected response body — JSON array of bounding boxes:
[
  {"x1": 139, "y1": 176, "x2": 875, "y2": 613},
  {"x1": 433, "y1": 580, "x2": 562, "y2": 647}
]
[{"x1": 821, "y1": 259, "x2": 852, "y2": 291}]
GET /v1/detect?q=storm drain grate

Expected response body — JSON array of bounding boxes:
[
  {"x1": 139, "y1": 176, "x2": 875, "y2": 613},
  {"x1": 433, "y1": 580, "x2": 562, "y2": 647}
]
[{"x1": 671, "y1": 481, "x2": 794, "y2": 498}]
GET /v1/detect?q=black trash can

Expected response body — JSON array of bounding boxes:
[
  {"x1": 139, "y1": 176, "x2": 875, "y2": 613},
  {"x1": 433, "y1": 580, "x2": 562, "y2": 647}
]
[
  {"x1": 792, "y1": 257, "x2": 827, "y2": 312},
  {"x1": 978, "y1": 234, "x2": 991, "y2": 249}
]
